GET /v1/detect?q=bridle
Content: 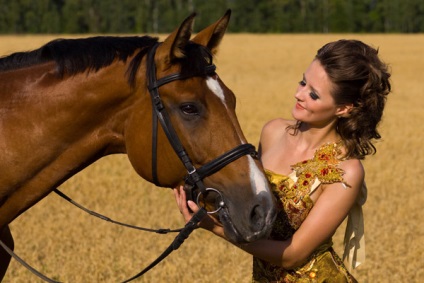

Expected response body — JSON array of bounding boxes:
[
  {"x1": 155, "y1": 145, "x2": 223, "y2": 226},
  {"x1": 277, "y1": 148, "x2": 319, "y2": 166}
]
[
  {"x1": 121, "y1": 42, "x2": 258, "y2": 282},
  {"x1": 0, "y1": 42, "x2": 258, "y2": 283},
  {"x1": 147, "y1": 42, "x2": 257, "y2": 213}
]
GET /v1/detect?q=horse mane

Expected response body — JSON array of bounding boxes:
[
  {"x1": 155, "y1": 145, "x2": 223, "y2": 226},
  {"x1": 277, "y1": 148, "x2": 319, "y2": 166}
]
[
  {"x1": 0, "y1": 36, "x2": 158, "y2": 83},
  {"x1": 0, "y1": 36, "x2": 214, "y2": 88}
]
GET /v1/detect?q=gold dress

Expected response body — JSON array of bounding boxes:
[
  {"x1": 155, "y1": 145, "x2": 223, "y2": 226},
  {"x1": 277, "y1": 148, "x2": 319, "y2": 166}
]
[{"x1": 252, "y1": 142, "x2": 365, "y2": 283}]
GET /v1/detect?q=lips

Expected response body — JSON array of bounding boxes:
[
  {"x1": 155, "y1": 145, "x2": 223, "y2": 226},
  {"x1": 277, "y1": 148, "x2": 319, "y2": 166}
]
[{"x1": 295, "y1": 103, "x2": 305, "y2": 110}]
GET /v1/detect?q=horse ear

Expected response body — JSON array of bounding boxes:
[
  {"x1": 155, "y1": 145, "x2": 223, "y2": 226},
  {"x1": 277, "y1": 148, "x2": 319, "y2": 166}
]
[
  {"x1": 160, "y1": 13, "x2": 196, "y2": 61},
  {"x1": 191, "y1": 9, "x2": 231, "y2": 55}
]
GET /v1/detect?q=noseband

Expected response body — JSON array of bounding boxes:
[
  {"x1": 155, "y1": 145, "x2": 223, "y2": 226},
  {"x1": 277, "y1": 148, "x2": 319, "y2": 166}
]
[{"x1": 148, "y1": 43, "x2": 257, "y2": 214}]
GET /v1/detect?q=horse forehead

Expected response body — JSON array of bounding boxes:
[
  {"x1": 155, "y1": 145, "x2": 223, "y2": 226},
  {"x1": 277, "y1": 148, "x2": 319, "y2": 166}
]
[{"x1": 206, "y1": 77, "x2": 226, "y2": 105}]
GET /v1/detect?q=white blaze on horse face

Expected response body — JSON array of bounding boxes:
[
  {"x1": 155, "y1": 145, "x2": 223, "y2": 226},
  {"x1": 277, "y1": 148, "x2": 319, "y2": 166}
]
[
  {"x1": 248, "y1": 157, "x2": 268, "y2": 195},
  {"x1": 206, "y1": 77, "x2": 266, "y2": 195},
  {"x1": 206, "y1": 77, "x2": 227, "y2": 107}
]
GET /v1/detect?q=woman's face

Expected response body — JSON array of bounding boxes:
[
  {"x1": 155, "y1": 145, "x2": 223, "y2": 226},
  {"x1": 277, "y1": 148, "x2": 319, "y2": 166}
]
[{"x1": 292, "y1": 59, "x2": 341, "y2": 127}]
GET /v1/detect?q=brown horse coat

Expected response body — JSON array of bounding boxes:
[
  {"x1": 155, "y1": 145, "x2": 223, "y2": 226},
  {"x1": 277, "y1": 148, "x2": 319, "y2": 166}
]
[{"x1": 0, "y1": 11, "x2": 276, "y2": 280}]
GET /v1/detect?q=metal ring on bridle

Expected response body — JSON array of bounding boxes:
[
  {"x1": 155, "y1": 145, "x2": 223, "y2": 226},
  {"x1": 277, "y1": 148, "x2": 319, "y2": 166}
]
[{"x1": 196, "y1": 188, "x2": 225, "y2": 214}]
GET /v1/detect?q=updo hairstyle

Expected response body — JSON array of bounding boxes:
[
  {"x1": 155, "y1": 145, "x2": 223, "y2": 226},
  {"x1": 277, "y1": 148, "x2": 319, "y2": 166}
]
[{"x1": 316, "y1": 39, "x2": 391, "y2": 159}]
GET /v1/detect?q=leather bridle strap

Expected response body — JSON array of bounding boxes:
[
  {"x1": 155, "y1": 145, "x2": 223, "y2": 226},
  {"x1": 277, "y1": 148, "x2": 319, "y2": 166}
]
[
  {"x1": 148, "y1": 43, "x2": 215, "y2": 194},
  {"x1": 184, "y1": 143, "x2": 256, "y2": 200},
  {"x1": 121, "y1": 207, "x2": 207, "y2": 283},
  {"x1": 0, "y1": 208, "x2": 207, "y2": 283},
  {"x1": 188, "y1": 143, "x2": 257, "y2": 182},
  {"x1": 53, "y1": 188, "x2": 183, "y2": 234},
  {"x1": 125, "y1": 42, "x2": 259, "y2": 281},
  {"x1": 0, "y1": 239, "x2": 61, "y2": 283},
  {"x1": 148, "y1": 43, "x2": 257, "y2": 200}
]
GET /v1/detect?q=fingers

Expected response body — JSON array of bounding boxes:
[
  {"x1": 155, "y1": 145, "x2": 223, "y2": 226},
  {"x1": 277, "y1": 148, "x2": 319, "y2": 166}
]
[
  {"x1": 179, "y1": 189, "x2": 196, "y2": 220},
  {"x1": 173, "y1": 186, "x2": 199, "y2": 223},
  {"x1": 187, "y1": 200, "x2": 199, "y2": 213},
  {"x1": 173, "y1": 186, "x2": 181, "y2": 209},
  {"x1": 173, "y1": 186, "x2": 223, "y2": 235}
]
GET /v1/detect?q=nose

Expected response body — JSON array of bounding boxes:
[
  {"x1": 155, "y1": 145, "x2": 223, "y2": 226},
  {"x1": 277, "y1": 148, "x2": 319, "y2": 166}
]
[
  {"x1": 249, "y1": 204, "x2": 266, "y2": 232},
  {"x1": 294, "y1": 88, "x2": 305, "y2": 101},
  {"x1": 248, "y1": 192, "x2": 276, "y2": 234}
]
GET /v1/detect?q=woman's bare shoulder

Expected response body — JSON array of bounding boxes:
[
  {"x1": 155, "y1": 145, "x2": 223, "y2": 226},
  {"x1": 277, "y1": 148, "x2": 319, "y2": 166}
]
[
  {"x1": 259, "y1": 119, "x2": 294, "y2": 157},
  {"x1": 340, "y1": 158, "x2": 364, "y2": 177},
  {"x1": 262, "y1": 118, "x2": 294, "y2": 135},
  {"x1": 339, "y1": 158, "x2": 365, "y2": 191}
]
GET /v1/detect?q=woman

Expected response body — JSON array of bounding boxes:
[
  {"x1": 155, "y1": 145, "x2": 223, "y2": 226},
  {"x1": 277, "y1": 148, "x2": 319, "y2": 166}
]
[{"x1": 174, "y1": 39, "x2": 391, "y2": 282}]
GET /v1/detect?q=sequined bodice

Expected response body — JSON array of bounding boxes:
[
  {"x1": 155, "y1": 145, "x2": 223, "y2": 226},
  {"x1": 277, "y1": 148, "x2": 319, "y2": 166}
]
[
  {"x1": 266, "y1": 142, "x2": 345, "y2": 239},
  {"x1": 252, "y1": 142, "x2": 359, "y2": 283}
]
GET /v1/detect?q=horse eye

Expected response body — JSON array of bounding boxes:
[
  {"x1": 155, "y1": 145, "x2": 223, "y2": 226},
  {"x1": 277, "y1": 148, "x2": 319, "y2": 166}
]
[{"x1": 180, "y1": 104, "x2": 199, "y2": 115}]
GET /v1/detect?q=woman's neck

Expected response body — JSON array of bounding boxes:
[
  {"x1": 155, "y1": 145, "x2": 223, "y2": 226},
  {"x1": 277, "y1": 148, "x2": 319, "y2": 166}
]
[{"x1": 293, "y1": 121, "x2": 340, "y2": 151}]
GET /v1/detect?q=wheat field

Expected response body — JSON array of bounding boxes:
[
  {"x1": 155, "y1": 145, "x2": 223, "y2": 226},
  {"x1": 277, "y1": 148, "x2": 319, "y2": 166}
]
[{"x1": 1, "y1": 33, "x2": 423, "y2": 283}]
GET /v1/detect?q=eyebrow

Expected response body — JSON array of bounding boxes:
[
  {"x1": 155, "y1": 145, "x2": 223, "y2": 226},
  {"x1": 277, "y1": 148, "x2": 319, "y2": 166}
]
[{"x1": 303, "y1": 73, "x2": 321, "y2": 97}]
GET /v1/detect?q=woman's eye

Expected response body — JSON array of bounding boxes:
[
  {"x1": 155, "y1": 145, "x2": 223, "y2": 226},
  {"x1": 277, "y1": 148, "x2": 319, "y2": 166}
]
[
  {"x1": 309, "y1": 92, "x2": 319, "y2": 100},
  {"x1": 299, "y1": 77, "x2": 319, "y2": 100},
  {"x1": 180, "y1": 104, "x2": 199, "y2": 115}
]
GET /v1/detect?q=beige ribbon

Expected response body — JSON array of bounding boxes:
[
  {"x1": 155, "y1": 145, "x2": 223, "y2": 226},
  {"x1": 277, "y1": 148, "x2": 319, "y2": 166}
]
[
  {"x1": 276, "y1": 170, "x2": 367, "y2": 271},
  {"x1": 343, "y1": 182, "x2": 367, "y2": 271}
]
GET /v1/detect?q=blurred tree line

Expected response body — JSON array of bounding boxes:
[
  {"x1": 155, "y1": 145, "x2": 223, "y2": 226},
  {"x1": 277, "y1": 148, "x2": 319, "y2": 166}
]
[{"x1": 0, "y1": 0, "x2": 423, "y2": 34}]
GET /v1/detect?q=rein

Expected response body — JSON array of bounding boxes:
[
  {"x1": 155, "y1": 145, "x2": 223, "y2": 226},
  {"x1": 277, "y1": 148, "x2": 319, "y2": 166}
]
[
  {"x1": 53, "y1": 188, "x2": 183, "y2": 234},
  {"x1": 0, "y1": 42, "x2": 258, "y2": 282}
]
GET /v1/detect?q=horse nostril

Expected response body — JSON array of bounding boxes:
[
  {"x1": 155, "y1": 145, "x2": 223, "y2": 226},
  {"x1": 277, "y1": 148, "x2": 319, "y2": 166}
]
[{"x1": 249, "y1": 205, "x2": 265, "y2": 232}]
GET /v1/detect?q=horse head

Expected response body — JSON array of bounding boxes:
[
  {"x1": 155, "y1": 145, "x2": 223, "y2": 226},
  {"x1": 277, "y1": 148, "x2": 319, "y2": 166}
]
[{"x1": 125, "y1": 10, "x2": 276, "y2": 243}]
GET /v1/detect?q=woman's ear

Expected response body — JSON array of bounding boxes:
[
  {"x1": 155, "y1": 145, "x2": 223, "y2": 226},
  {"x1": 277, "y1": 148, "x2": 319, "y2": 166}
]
[{"x1": 336, "y1": 104, "x2": 354, "y2": 118}]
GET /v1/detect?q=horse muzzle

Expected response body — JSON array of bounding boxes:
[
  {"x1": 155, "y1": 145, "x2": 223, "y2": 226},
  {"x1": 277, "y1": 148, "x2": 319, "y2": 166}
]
[
  {"x1": 220, "y1": 190, "x2": 276, "y2": 243},
  {"x1": 185, "y1": 184, "x2": 276, "y2": 243}
]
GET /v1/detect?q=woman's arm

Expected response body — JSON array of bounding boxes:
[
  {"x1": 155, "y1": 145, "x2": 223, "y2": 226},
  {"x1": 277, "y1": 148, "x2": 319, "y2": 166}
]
[
  {"x1": 174, "y1": 154, "x2": 364, "y2": 270},
  {"x1": 174, "y1": 159, "x2": 362, "y2": 269}
]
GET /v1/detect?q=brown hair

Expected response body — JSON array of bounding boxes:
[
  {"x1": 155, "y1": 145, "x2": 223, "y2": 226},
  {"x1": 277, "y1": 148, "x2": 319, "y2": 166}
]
[{"x1": 290, "y1": 40, "x2": 391, "y2": 159}]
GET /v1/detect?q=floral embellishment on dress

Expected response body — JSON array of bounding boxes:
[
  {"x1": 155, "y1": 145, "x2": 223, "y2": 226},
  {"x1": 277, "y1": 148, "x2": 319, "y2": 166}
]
[
  {"x1": 255, "y1": 142, "x2": 356, "y2": 283},
  {"x1": 266, "y1": 142, "x2": 348, "y2": 230},
  {"x1": 291, "y1": 141, "x2": 345, "y2": 186}
]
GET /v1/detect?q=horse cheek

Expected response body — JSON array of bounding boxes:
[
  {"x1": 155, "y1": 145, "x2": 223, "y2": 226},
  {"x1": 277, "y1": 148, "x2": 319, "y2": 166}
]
[{"x1": 124, "y1": 109, "x2": 153, "y2": 183}]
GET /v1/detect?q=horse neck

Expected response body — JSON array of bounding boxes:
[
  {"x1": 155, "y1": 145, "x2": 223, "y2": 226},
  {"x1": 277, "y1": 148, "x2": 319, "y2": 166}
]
[
  {"x1": 0, "y1": 62, "x2": 144, "y2": 187},
  {"x1": 0, "y1": 60, "x2": 152, "y2": 228}
]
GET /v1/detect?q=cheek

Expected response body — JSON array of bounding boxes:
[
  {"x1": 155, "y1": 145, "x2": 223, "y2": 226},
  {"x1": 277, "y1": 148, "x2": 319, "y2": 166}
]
[
  {"x1": 311, "y1": 105, "x2": 338, "y2": 120},
  {"x1": 304, "y1": 100, "x2": 334, "y2": 115}
]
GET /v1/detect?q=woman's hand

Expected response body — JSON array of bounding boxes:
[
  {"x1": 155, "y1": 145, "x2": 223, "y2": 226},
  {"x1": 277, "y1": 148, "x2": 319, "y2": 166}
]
[
  {"x1": 173, "y1": 186, "x2": 226, "y2": 238},
  {"x1": 173, "y1": 185, "x2": 200, "y2": 223}
]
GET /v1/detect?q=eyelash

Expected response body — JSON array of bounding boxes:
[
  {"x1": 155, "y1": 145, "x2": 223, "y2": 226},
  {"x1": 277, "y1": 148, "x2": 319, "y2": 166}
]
[
  {"x1": 298, "y1": 79, "x2": 319, "y2": 100},
  {"x1": 309, "y1": 92, "x2": 319, "y2": 100}
]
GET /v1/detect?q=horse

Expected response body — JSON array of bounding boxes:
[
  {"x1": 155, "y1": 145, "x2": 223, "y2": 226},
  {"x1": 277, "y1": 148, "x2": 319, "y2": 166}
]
[{"x1": 0, "y1": 10, "x2": 276, "y2": 280}]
